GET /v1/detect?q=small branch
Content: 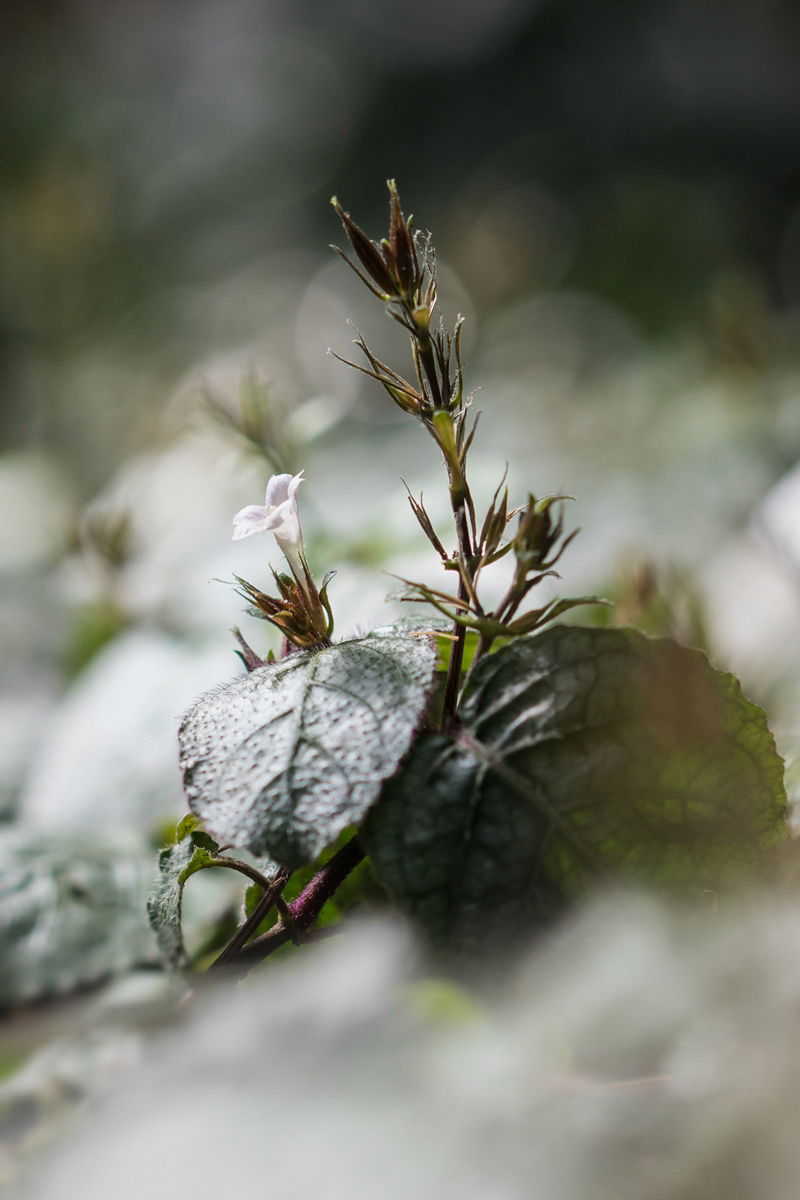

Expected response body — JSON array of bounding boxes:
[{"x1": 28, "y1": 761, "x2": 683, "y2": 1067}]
[
  {"x1": 274, "y1": 893, "x2": 303, "y2": 944},
  {"x1": 223, "y1": 835, "x2": 366, "y2": 973},
  {"x1": 472, "y1": 631, "x2": 492, "y2": 665},
  {"x1": 205, "y1": 857, "x2": 282, "y2": 892},
  {"x1": 209, "y1": 867, "x2": 291, "y2": 969}
]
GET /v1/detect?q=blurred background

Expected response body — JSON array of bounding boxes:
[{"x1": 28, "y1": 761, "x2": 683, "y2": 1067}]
[{"x1": 2, "y1": 0, "x2": 800, "y2": 1182}]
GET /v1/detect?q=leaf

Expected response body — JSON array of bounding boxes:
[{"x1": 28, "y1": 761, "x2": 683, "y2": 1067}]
[
  {"x1": 175, "y1": 813, "x2": 201, "y2": 842},
  {"x1": 244, "y1": 883, "x2": 263, "y2": 919},
  {"x1": 146, "y1": 832, "x2": 219, "y2": 968},
  {"x1": 148, "y1": 832, "x2": 283, "y2": 969},
  {"x1": 364, "y1": 626, "x2": 787, "y2": 956},
  {"x1": 146, "y1": 827, "x2": 239, "y2": 969},
  {"x1": 179, "y1": 633, "x2": 437, "y2": 868},
  {"x1": 0, "y1": 829, "x2": 157, "y2": 1005}
]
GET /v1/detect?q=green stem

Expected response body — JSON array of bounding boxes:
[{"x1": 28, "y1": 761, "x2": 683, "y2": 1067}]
[
  {"x1": 412, "y1": 323, "x2": 443, "y2": 409},
  {"x1": 205, "y1": 857, "x2": 280, "y2": 891},
  {"x1": 442, "y1": 577, "x2": 468, "y2": 730}
]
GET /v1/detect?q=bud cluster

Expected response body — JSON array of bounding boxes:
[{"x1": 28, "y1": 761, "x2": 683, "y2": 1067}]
[
  {"x1": 331, "y1": 182, "x2": 464, "y2": 430},
  {"x1": 235, "y1": 567, "x2": 334, "y2": 652},
  {"x1": 332, "y1": 182, "x2": 605, "y2": 716}
]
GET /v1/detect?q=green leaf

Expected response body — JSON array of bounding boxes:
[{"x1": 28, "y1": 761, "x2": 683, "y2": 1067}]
[
  {"x1": 175, "y1": 813, "x2": 200, "y2": 843},
  {"x1": 179, "y1": 633, "x2": 437, "y2": 868},
  {"x1": 364, "y1": 626, "x2": 787, "y2": 956},
  {"x1": 0, "y1": 830, "x2": 157, "y2": 1005},
  {"x1": 189, "y1": 830, "x2": 221, "y2": 854},
  {"x1": 147, "y1": 830, "x2": 221, "y2": 969},
  {"x1": 244, "y1": 883, "x2": 262, "y2": 919}
]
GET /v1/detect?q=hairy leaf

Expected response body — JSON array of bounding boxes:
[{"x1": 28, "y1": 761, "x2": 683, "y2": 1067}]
[
  {"x1": 148, "y1": 829, "x2": 282, "y2": 969},
  {"x1": 365, "y1": 626, "x2": 787, "y2": 955},
  {"x1": 147, "y1": 831, "x2": 219, "y2": 969},
  {"x1": 0, "y1": 830, "x2": 157, "y2": 1005},
  {"x1": 179, "y1": 633, "x2": 437, "y2": 867}
]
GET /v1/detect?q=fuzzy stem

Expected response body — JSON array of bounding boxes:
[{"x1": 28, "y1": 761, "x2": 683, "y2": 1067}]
[
  {"x1": 418, "y1": 340, "x2": 443, "y2": 408},
  {"x1": 222, "y1": 835, "x2": 366, "y2": 974}
]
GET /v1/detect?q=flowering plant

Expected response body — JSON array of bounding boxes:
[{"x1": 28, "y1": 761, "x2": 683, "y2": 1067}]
[
  {"x1": 232, "y1": 470, "x2": 304, "y2": 556},
  {"x1": 230, "y1": 469, "x2": 333, "y2": 651},
  {"x1": 149, "y1": 183, "x2": 787, "y2": 975}
]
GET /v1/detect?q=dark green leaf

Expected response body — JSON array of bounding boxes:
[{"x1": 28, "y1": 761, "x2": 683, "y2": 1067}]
[
  {"x1": 190, "y1": 830, "x2": 221, "y2": 853},
  {"x1": 365, "y1": 626, "x2": 787, "y2": 956},
  {"x1": 179, "y1": 633, "x2": 437, "y2": 868}
]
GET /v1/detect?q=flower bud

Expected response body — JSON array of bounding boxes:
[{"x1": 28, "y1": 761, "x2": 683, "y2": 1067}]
[
  {"x1": 387, "y1": 179, "x2": 415, "y2": 295},
  {"x1": 331, "y1": 197, "x2": 396, "y2": 297},
  {"x1": 412, "y1": 305, "x2": 430, "y2": 334}
]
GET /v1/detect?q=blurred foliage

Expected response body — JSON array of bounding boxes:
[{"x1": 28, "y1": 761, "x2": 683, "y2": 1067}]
[
  {"x1": 0, "y1": 0, "x2": 799, "y2": 486},
  {"x1": 202, "y1": 372, "x2": 295, "y2": 474},
  {"x1": 564, "y1": 177, "x2": 744, "y2": 336},
  {"x1": 63, "y1": 599, "x2": 128, "y2": 678},
  {"x1": 590, "y1": 559, "x2": 709, "y2": 652},
  {"x1": 0, "y1": 830, "x2": 156, "y2": 1007},
  {"x1": 403, "y1": 977, "x2": 483, "y2": 1026}
]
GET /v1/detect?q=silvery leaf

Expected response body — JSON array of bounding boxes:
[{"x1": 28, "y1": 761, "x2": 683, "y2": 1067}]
[{"x1": 179, "y1": 633, "x2": 437, "y2": 867}]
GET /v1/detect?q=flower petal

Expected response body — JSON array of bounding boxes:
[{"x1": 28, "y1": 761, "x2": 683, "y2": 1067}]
[
  {"x1": 232, "y1": 505, "x2": 271, "y2": 540},
  {"x1": 273, "y1": 516, "x2": 301, "y2": 550},
  {"x1": 266, "y1": 504, "x2": 302, "y2": 552},
  {"x1": 257, "y1": 497, "x2": 289, "y2": 530},
  {"x1": 264, "y1": 470, "x2": 304, "y2": 510},
  {"x1": 264, "y1": 474, "x2": 291, "y2": 509}
]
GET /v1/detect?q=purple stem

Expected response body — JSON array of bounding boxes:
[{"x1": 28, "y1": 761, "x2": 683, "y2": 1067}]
[{"x1": 222, "y1": 835, "x2": 366, "y2": 974}]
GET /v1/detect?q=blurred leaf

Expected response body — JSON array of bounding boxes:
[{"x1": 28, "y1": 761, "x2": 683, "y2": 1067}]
[
  {"x1": 364, "y1": 626, "x2": 786, "y2": 956},
  {"x1": 404, "y1": 978, "x2": 483, "y2": 1026},
  {"x1": 179, "y1": 633, "x2": 437, "y2": 868},
  {"x1": 63, "y1": 600, "x2": 128, "y2": 678},
  {"x1": 244, "y1": 883, "x2": 262, "y2": 920},
  {"x1": 175, "y1": 814, "x2": 201, "y2": 843},
  {"x1": 0, "y1": 830, "x2": 157, "y2": 1006}
]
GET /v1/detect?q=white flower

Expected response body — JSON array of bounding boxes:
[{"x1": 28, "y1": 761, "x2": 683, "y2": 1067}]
[{"x1": 232, "y1": 470, "x2": 306, "y2": 580}]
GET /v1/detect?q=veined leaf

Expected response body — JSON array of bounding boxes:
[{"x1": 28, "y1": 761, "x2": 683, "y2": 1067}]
[
  {"x1": 364, "y1": 626, "x2": 787, "y2": 955},
  {"x1": 179, "y1": 633, "x2": 437, "y2": 868}
]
